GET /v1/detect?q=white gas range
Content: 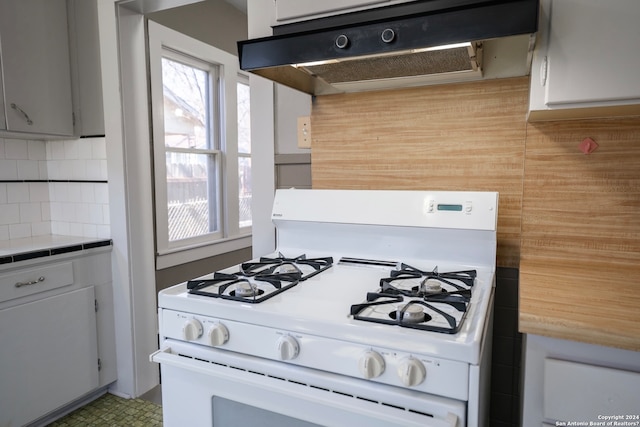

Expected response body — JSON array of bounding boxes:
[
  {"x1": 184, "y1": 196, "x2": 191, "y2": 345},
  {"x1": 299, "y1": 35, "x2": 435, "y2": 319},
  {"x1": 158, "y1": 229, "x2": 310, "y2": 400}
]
[{"x1": 152, "y1": 189, "x2": 498, "y2": 427}]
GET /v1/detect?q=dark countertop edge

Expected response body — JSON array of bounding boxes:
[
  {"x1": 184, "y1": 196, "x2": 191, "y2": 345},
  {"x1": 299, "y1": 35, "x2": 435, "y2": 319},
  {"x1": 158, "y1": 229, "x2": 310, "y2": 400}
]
[{"x1": 1, "y1": 239, "x2": 113, "y2": 265}]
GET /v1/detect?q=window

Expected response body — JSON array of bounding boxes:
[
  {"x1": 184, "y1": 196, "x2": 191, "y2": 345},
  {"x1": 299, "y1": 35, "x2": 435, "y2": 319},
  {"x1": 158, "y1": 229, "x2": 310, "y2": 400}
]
[
  {"x1": 148, "y1": 22, "x2": 251, "y2": 268},
  {"x1": 237, "y1": 75, "x2": 252, "y2": 228}
]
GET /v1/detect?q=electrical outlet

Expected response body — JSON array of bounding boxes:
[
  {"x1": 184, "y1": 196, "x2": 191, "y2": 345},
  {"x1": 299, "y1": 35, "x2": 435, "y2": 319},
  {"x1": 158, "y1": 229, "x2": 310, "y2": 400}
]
[{"x1": 297, "y1": 116, "x2": 311, "y2": 148}]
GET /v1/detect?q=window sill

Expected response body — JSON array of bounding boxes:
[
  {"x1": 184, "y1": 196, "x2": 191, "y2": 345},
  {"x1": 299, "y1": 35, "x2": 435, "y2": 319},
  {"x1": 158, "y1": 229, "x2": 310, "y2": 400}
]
[{"x1": 156, "y1": 234, "x2": 251, "y2": 270}]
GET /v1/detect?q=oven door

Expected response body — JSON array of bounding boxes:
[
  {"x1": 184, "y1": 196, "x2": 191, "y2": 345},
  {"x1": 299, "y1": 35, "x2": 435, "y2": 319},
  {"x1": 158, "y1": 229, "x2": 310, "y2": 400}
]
[{"x1": 151, "y1": 340, "x2": 465, "y2": 427}]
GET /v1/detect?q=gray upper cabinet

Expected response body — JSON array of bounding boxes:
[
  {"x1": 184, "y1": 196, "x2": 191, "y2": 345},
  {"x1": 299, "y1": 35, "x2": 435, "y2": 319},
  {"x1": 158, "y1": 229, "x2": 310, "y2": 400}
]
[
  {"x1": 0, "y1": 0, "x2": 74, "y2": 137},
  {"x1": 528, "y1": 0, "x2": 640, "y2": 121},
  {"x1": 67, "y1": 0, "x2": 105, "y2": 137}
]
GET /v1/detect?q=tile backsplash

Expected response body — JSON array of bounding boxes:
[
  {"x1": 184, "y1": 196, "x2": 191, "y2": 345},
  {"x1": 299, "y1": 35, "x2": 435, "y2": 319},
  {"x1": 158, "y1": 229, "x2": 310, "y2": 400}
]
[{"x1": 0, "y1": 137, "x2": 110, "y2": 241}]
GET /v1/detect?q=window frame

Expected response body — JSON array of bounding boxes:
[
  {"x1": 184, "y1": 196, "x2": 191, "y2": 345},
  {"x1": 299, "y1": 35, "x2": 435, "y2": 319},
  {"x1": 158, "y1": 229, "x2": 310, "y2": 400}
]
[{"x1": 148, "y1": 21, "x2": 250, "y2": 269}]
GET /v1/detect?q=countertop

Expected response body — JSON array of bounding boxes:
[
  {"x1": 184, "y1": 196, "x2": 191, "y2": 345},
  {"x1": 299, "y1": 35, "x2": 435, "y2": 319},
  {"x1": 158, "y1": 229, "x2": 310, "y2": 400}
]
[{"x1": 0, "y1": 235, "x2": 112, "y2": 265}]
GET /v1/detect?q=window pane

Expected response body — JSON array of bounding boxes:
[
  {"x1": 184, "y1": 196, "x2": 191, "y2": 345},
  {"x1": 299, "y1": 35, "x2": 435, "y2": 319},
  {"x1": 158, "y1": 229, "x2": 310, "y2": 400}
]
[
  {"x1": 162, "y1": 57, "x2": 209, "y2": 150},
  {"x1": 237, "y1": 81, "x2": 251, "y2": 154},
  {"x1": 166, "y1": 152, "x2": 219, "y2": 241},
  {"x1": 237, "y1": 79, "x2": 251, "y2": 228},
  {"x1": 239, "y1": 156, "x2": 252, "y2": 228}
]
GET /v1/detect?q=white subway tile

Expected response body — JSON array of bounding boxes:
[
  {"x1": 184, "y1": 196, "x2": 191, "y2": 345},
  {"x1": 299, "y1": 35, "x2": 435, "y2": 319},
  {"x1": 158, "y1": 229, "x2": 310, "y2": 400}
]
[
  {"x1": 68, "y1": 184, "x2": 83, "y2": 203},
  {"x1": 99, "y1": 160, "x2": 108, "y2": 180},
  {"x1": 0, "y1": 204, "x2": 19, "y2": 225},
  {"x1": 45, "y1": 141, "x2": 52, "y2": 159},
  {"x1": 27, "y1": 140, "x2": 47, "y2": 160},
  {"x1": 41, "y1": 202, "x2": 51, "y2": 221},
  {"x1": 17, "y1": 160, "x2": 40, "y2": 180},
  {"x1": 29, "y1": 182, "x2": 49, "y2": 202},
  {"x1": 47, "y1": 160, "x2": 60, "y2": 180},
  {"x1": 94, "y1": 184, "x2": 109, "y2": 204},
  {"x1": 69, "y1": 223, "x2": 83, "y2": 237},
  {"x1": 7, "y1": 183, "x2": 29, "y2": 203},
  {"x1": 82, "y1": 224, "x2": 98, "y2": 238},
  {"x1": 89, "y1": 204, "x2": 103, "y2": 224},
  {"x1": 38, "y1": 160, "x2": 48, "y2": 179},
  {"x1": 92, "y1": 138, "x2": 107, "y2": 160},
  {"x1": 0, "y1": 225, "x2": 9, "y2": 241},
  {"x1": 85, "y1": 159, "x2": 101, "y2": 180},
  {"x1": 72, "y1": 159, "x2": 87, "y2": 180},
  {"x1": 62, "y1": 203, "x2": 76, "y2": 222},
  {"x1": 49, "y1": 182, "x2": 65, "y2": 202},
  {"x1": 97, "y1": 225, "x2": 111, "y2": 239},
  {"x1": 50, "y1": 202, "x2": 63, "y2": 221},
  {"x1": 0, "y1": 160, "x2": 18, "y2": 180},
  {"x1": 31, "y1": 221, "x2": 51, "y2": 236},
  {"x1": 20, "y1": 203, "x2": 43, "y2": 223},
  {"x1": 4, "y1": 139, "x2": 28, "y2": 160},
  {"x1": 102, "y1": 205, "x2": 110, "y2": 225},
  {"x1": 64, "y1": 139, "x2": 80, "y2": 159},
  {"x1": 52, "y1": 221, "x2": 70, "y2": 236},
  {"x1": 81, "y1": 183, "x2": 95, "y2": 203},
  {"x1": 9, "y1": 223, "x2": 31, "y2": 239},
  {"x1": 78, "y1": 141, "x2": 93, "y2": 159},
  {"x1": 76, "y1": 203, "x2": 90, "y2": 223},
  {"x1": 0, "y1": 184, "x2": 6, "y2": 204},
  {"x1": 50, "y1": 140, "x2": 65, "y2": 160}
]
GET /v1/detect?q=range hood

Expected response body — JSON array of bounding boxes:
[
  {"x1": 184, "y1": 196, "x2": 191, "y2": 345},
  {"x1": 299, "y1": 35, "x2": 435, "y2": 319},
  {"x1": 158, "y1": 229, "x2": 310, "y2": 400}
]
[{"x1": 238, "y1": 0, "x2": 539, "y2": 95}]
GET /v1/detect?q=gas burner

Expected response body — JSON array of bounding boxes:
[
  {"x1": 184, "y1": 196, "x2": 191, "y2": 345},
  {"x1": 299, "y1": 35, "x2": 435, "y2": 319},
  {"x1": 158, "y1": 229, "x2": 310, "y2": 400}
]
[
  {"x1": 232, "y1": 281, "x2": 262, "y2": 297},
  {"x1": 187, "y1": 272, "x2": 299, "y2": 304},
  {"x1": 421, "y1": 278, "x2": 443, "y2": 294},
  {"x1": 350, "y1": 294, "x2": 466, "y2": 334},
  {"x1": 390, "y1": 303, "x2": 431, "y2": 324},
  {"x1": 241, "y1": 253, "x2": 333, "y2": 280}
]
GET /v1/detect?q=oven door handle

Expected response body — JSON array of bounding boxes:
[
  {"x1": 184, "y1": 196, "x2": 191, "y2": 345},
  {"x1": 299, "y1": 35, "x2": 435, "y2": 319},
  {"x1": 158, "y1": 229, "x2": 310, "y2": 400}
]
[{"x1": 150, "y1": 347, "x2": 460, "y2": 427}]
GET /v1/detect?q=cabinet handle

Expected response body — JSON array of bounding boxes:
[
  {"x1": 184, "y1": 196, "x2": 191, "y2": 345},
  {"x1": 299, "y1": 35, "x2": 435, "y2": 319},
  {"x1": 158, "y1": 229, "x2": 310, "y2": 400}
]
[
  {"x1": 15, "y1": 276, "x2": 45, "y2": 288},
  {"x1": 10, "y1": 103, "x2": 34, "y2": 125}
]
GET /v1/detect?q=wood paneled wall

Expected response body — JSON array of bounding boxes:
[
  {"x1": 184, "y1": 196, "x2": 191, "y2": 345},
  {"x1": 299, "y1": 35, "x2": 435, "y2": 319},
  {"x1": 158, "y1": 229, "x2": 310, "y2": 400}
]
[
  {"x1": 310, "y1": 78, "x2": 640, "y2": 350},
  {"x1": 520, "y1": 118, "x2": 640, "y2": 350},
  {"x1": 311, "y1": 77, "x2": 530, "y2": 268}
]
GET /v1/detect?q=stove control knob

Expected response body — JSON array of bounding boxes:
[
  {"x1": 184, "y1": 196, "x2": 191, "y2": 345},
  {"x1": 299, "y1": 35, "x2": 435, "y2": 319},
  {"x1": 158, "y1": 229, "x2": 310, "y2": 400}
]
[
  {"x1": 358, "y1": 350, "x2": 385, "y2": 379},
  {"x1": 276, "y1": 335, "x2": 299, "y2": 360},
  {"x1": 207, "y1": 323, "x2": 229, "y2": 346},
  {"x1": 182, "y1": 318, "x2": 203, "y2": 341},
  {"x1": 397, "y1": 356, "x2": 426, "y2": 387}
]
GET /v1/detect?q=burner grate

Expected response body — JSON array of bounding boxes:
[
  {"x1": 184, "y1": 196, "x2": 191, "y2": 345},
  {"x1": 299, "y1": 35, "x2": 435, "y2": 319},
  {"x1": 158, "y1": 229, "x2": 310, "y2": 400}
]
[
  {"x1": 241, "y1": 253, "x2": 333, "y2": 280},
  {"x1": 187, "y1": 253, "x2": 333, "y2": 303},
  {"x1": 350, "y1": 265, "x2": 476, "y2": 333}
]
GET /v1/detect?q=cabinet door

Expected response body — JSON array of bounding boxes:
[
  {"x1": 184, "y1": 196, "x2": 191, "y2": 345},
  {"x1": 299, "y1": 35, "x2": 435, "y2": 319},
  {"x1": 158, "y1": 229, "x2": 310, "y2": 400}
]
[
  {"x1": 68, "y1": 0, "x2": 105, "y2": 136},
  {"x1": 0, "y1": 0, "x2": 74, "y2": 136},
  {"x1": 545, "y1": 0, "x2": 640, "y2": 106},
  {"x1": 0, "y1": 287, "x2": 99, "y2": 427}
]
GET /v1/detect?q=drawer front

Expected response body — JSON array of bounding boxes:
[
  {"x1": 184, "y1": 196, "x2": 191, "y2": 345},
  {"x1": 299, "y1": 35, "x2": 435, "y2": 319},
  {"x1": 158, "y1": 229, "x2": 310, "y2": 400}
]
[{"x1": 0, "y1": 261, "x2": 74, "y2": 303}]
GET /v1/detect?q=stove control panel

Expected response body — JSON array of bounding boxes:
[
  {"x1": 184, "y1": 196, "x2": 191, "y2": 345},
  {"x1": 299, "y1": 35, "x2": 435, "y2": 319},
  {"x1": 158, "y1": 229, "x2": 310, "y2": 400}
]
[{"x1": 160, "y1": 309, "x2": 469, "y2": 400}]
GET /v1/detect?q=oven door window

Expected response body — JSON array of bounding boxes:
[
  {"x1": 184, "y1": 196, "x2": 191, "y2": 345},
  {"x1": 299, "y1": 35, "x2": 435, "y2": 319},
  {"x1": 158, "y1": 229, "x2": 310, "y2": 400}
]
[{"x1": 213, "y1": 397, "x2": 321, "y2": 427}]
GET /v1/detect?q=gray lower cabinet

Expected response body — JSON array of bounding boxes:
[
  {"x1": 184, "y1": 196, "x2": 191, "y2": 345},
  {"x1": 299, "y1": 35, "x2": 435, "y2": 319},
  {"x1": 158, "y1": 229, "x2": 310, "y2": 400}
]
[{"x1": 0, "y1": 249, "x2": 115, "y2": 426}]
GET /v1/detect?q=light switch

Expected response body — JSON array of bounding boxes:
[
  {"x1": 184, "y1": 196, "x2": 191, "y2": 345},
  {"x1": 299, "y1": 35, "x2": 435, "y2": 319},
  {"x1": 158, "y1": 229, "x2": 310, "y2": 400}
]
[{"x1": 297, "y1": 116, "x2": 311, "y2": 148}]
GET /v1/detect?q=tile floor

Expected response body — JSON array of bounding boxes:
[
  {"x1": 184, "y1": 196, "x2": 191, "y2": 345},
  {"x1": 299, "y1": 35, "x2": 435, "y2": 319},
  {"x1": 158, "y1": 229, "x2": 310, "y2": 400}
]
[{"x1": 48, "y1": 392, "x2": 162, "y2": 426}]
